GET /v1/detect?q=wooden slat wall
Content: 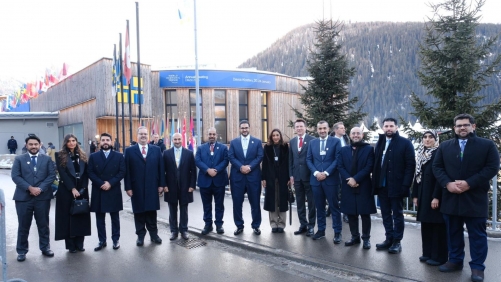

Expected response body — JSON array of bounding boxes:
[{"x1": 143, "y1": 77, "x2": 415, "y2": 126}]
[
  {"x1": 96, "y1": 118, "x2": 141, "y2": 150},
  {"x1": 268, "y1": 92, "x2": 300, "y2": 142},
  {"x1": 226, "y1": 89, "x2": 239, "y2": 141},
  {"x1": 58, "y1": 100, "x2": 96, "y2": 145},
  {"x1": 248, "y1": 90, "x2": 262, "y2": 141},
  {"x1": 202, "y1": 88, "x2": 214, "y2": 133}
]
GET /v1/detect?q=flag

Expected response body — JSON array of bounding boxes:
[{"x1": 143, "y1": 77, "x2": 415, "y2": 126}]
[
  {"x1": 112, "y1": 45, "x2": 118, "y2": 96},
  {"x1": 182, "y1": 114, "x2": 187, "y2": 148},
  {"x1": 171, "y1": 114, "x2": 176, "y2": 147},
  {"x1": 188, "y1": 114, "x2": 195, "y2": 151},
  {"x1": 165, "y1": 114, "x2": 170, "y2": 148},
  {"x1": 123, "y1": 23, "x2": 132, "y2": 85},
  {"x1": 160, "y1": 117, "x2": 165, "y2": 139},
  {"x1": 131, "y1": 77, "x2": 144, "y2": 104}
]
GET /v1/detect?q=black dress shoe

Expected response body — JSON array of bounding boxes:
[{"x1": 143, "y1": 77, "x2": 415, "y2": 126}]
[
  {"x1": 170, "y1": 232, "x2": 178, "y2": 241},
  {"x1": 271, "y1": 228, "x2": 278, "y2": 233},
  {"x1": 471, "y1": 269, "x2": 484, "y2": 282},
  {"x1": 343, "y1": 214, "x2": 349, "y2": 223},
  {"x1": 181, "y1": 232, "x2": 189, "y2": 240},
  {"x1": 426, "y1": 259, "x2": 443, "y2": 266},
  {"x1": 312, "y1": 230, "x2": 325, "y2": 240},
  {"x1": 42, "y1": 249, "x2": 54, "y2": 257},
  {"x1": 294, "y1": 226, "x2": 307, "y2": 235},
  {"x1": 113, "y1": 241, "x2": 120, "y2": 250},
  {"x1": 362, "y1": 239, "x2": 371, "y2": 249},
  {"x1": 438, "y1": 261, "x2": 463, "y2": 272},
  {"x1": 376, "y1": 239, "x2": 393, "y2": 250},
  {"x1": 419, "y1": 256, "x2": 430, "y2": 262},
  {"x1": 136, "y1": 238, "x2": 144, "y2": 246},
  {"x1": 333, "y1": 233, "x2": 342, "y2": 244},
  {"x1": 306, "y1": 228, "x2": 314, "y2": 237},
  {"x1": 388, "y1": 240, "x2": 402, "y2": 254},
  {"x1": 277, "y1": 228, "x2": 284, "y2": 233},
  {"x1": 94, "y1": 242, "x2": 107, "y2": 251},
  {"x1": 17, "y1": 254, "x2": 26, "y2": 262},
  {"x1": 216, "y1": 227, "x2": 225, "y2": 234},
  {"x1": 253, "y1": 228, "x2": 261, "y2": 235},
  {"x1": 201, "y1": 225, "x2": 213, "y2": 235},
  {"x1": 76, "y1": 247, "x2": 85, "y2": 252},
  {"x1": 234, "y1": 227, "x2": 244, "y2": 235},
  {"x1": 344, "y1": 236, "x2": 361, "y2": 246},
  {"x1": 68, "y1": 249, "x2": 77, "y2": 253},
  {"x1": 151, "y1": 236, "x2": 163, "y2": 244}
]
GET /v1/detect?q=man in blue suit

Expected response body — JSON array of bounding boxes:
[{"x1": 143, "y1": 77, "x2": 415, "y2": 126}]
[
  {"x1": 196, "y1": 127, "x2": 229, "y2": 235},
  {"x1": 228, "y1": 120, "x2": 264, "y2": 235},
  {"x1": 88, "y1": 133, "x2": 126, "y2": 251},
  {"x1": 125, "y1": 126, "x2": 166, "y2": 247},
  {"x1": 306, "y1": 121, "x2": 342, "y2": 243}
]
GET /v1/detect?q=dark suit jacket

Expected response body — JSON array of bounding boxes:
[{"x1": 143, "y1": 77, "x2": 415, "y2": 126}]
[
  {"x1": 12, "y1": 153, "x2": 55, "y2": 201},
  {"x1": 306, "y1": 136, "x2": 341, "y2": 186},
  {"x1": 88, "y1": 150, "x2": 126, "y2": 213},
  {"x1": 288, "y1": 134, "x2": 315, "y2": 182},
  {"x1": 124, "y1": 144, "x2": 166, "y2": 213},
  {"x1": 164, "y1": 147, "x2": 197, "y2": 205},
  {"x1": 433, "y1": 133, "x2": 500, "y2": 217},
  {"x1": 372, "y1": 132, "x2": 416, "y2": 197},
  {"x1": 195, "y1": 142, "x2": 229, "y2": 188},
  {"x1": 228, "y1": 136, "x2": 264, "y2": 184}
]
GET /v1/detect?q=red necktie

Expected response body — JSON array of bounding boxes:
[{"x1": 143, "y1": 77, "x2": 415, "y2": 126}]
[
  {"x1": 142, "y1": 146, "x2": 146, "y2": 160},
  {"x1": 299, "y1": 136, "x2": 303, "y2": 151},
  {"x1": 210, "y1": 143, "x2": 214, "y2": 152}
]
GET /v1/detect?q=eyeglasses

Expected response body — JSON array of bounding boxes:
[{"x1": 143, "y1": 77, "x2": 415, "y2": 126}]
[{"x1": 455, "y1": 124, "x2": 471, "y2": 128}]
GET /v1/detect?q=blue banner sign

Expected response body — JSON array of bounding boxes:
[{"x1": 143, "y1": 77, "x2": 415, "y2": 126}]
[{"x1": 159, "y1": 70, "x2": 276, "y2": 90}]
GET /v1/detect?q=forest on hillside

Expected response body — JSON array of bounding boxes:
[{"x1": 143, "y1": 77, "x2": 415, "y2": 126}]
[{"x1": 239, "y1": 22, "x2": 501, "y2": 124}]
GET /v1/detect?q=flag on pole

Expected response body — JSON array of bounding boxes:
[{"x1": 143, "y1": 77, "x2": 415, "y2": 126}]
[
  {"x1": 171, "y1": 114, "x2": 176, "y2": 147},
  {"x1": 112, "y1": 45, "x2": 118, "y2": 96},
  {"x1": 165, "y1": 114, "x2": 170, "y2": 148},
  {"x1": 188, "y1": 114, "x2": 195, "y2": 151},
  {"x1": 123, "y1": 24, "x2": 132, "y2": 85},
  {"x1": 160, "y1": 116, "x2": 165, "y2": 139},
  {"x1": 182, "y1": 114, "x2": 187, "y2": 148}
]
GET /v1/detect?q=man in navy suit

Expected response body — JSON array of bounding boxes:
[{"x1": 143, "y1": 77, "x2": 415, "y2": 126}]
[
  {"x1": 88, "y1": 133, "x2": 126, "y2": 251},
  {"x1": 125, "y1": 126, "x2": 166, "y2": 246},
  {"x1": 228, "y1": 120, "x2": 264, "y2": 235},
  {"x1": 163, "y1": 133, "x2": 197, "y2": 240},
  {"x1": 11, "y1": 135, "x2": 56, "y2": 262},
  {"x1": 196, "y1": 127, "x2": 229, "y2": 235},
  {"x1": 306, "y1": 121, "x2": 342, "y2": 243}
]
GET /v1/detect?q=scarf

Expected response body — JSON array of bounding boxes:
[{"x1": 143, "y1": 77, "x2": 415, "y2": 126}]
[{"x1": 415, "y1": 130, "x2": 438, "y2": 183}]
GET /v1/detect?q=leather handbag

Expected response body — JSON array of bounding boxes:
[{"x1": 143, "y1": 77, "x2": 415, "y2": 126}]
[{"x1": 71, "y1": 198, "x2": 90, "y2": 215}]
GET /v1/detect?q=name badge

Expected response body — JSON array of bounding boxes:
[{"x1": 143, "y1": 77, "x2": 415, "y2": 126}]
[
  {"x1": 274, "y1": 157, "x2": 278, "y2": 161},
  {"x1": 211, "y1": 152, "x2": 214, "y2": 156},
  {"x1": 320, "y1": 151, "x2": 326, "y2": 156}
]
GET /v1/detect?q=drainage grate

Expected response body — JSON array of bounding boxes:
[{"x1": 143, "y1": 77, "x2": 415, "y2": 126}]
[{"x1": 173, "y1": 238, "x2": 207, "y2": 249}]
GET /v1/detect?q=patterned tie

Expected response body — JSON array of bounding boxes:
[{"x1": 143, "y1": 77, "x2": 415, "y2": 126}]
[
  {"x1": 460, "y1": 140, "x2": 466, "y2": 161},
  {"x1": 381, "y1": 139, "x2": 391, "y2": 167},
  {"x1": 175, "y1": 149, "x2": 180, "y2": 168},
  {"x1": 210, "y1": 143, "x2": 214, "y2": 153},
  {"x1": 142, "y1": 146, "x2": 146, "y2": 160},
  {"x1": 299, "y1": 136, "x2": 303, "y2": 152},
  {"x1": 31, "y1": 156, "x2": 37, "y2": 170},
  {"x1": 104, "y1": 151, "x2": 109, "y2": 158}
]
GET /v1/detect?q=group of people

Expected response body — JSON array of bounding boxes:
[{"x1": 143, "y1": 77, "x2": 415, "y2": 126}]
[{"x1": 10, "y1": 114, "x2": 499, "y2": 282}]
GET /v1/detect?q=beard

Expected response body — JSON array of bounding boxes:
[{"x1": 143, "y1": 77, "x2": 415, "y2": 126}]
[
  {"x1": 385, "y1": 131, "x2": 394, "y2": 137},
  {"x1": 101, "y1": 144, "x2": 110, "y2": 150}
]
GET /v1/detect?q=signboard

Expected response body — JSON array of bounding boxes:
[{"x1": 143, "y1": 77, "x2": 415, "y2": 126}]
[{"x1": 159, "y1": 70, "x2": 276, "y2": 91}]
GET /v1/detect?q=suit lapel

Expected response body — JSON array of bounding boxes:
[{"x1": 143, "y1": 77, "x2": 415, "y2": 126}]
[
  {"x1": 134, "y1": 145, "x2": 144, "y2": 161},
  {"x1": 66, "y1": 154, "x2": 76, "y2": 177},
  {"x1": 101, "y1": 151, "x2": 111, "y2": 170}
]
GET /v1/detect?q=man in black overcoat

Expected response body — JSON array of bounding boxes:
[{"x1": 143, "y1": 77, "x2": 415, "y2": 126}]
[
  {"x1": 88, "y1": 133, "x2": 126, "y2": 251},
  {"x1": 8, "y1": 135, "x2": 18, "y2": 154},
  {"x1": 433, "y1": 114, "x2": 499, "y2": 282}
]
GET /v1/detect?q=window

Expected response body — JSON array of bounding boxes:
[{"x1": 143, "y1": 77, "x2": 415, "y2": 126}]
[
  {"x1": 59, "y1": 123, "x2": 84, "y2": 149},
  {"x1": 189, "y1": 89, "x2": 203, "y2": 142},
  {"x1": 214, "y1": 90, "x2": 227, "y2": 143},
  {"x1": 261, "y1": 92, "x2": 268, "y2": 142},
  {"x1": 238, "y1": 90, "x2": 248, "y2": 121},
  {"x1": 165, "y1": 90, "x2": 178, "y2": 136}
]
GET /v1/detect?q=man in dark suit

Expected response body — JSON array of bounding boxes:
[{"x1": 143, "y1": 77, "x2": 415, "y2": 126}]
[
  {"x1": 125, "y1": 126, "x2": 166, "y2": 246},
  {"x1": 8, "y1": 136, "x2": 18, "y2": 154},
  {"x1": 163, "y1": 133, "x2": 197, "y2": 240},
  {"x1": 228, "y1": 120, "x2": 264, "y2": 235},
  {"x1": 11, "y1": 135, "x2": 56, "y2": 262},
  {"x1": 306, "y1": 121, "x2": 342, "y2": 243},
  {"x1": 150, "y1": 133, "x2": 166, "y2": 153},
  {"x1": 288, "y1": 119, "x2": 316, "y2": 236},
  {"x1": 195, "y1": 127, "x2": 229, "y2": 235},
  {"x1": 88, "y1": 133, "x2": 126, "y2": 251},
  {"x1": 433, "y1": 114, "x2": 499, "y2": 282},
  {"x1": 372, "y1": 117, "x2": 416, "y2": 254}
]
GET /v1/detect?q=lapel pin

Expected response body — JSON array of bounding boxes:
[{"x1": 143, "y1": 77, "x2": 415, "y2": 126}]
[
  {"x1": 27, "y1": 162, "x2": 30, "y2": 165},
  {"x1": 251, "y1": 141, "x2": 254, "y2": 144},
  {"x1": 304, "y1": 142, "x2": 307, "y2": 144},
  {"x1": 217, "y1": 147, "x2": 219, "y2": 149},
  {"x1": 326, "y1": 148, "x2": 329, "y2": 150}
]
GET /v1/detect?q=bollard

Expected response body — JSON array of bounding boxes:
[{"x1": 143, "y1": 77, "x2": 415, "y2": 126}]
[{"x1": 0, "y1": 189, "x2": 27, "y2": 282}]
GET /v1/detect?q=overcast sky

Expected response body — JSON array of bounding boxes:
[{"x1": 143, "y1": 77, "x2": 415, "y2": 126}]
[{"x1": 1, "y1": 0, "x2": 500, "y2": 82}]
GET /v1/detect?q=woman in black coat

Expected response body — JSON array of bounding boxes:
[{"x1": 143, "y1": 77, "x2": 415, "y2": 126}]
[
  {"x1": 261, "y1": 129, "x2": 289, "y2": 233},
  {"x1": 55, "y1": 134, "x2": 91, "y2": 253},
  {"x1": 412, "y1": 130, "x2": 447, "y2": 266}
]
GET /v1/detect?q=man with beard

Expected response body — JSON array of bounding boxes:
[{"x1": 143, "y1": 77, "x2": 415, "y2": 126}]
[
  {"x1": 88, "y1": 133, "x2": 126, "y2": 251},
  {"x1": 372, "y1": 118, "x2": 416, "y2": 254},
  {"x1": 433, "y1": 114, "x2": 499, "y2": 282},
  {"x1": 11, "y1": 135, "x2": 56, "y2": 261},
  {"x1": 125, "y1": 126, "x2": 166, "y2": 246},
  {"x1": 337, "y1": 127, "x2": 376, "y2": 249}
]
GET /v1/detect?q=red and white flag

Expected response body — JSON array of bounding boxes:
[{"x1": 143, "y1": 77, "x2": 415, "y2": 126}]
[{"x1": 123, "y1": 24, "x2": 132, "y2": 85}]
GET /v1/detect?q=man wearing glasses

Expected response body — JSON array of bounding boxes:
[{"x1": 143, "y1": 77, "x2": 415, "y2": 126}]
[{"x1": 433, "y1": 114, "x2": 499, "y2": 282}]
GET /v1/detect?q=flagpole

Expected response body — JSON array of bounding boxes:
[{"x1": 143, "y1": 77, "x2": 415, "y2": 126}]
[
  {"x1": 136, "y1": 2, "x2": 142, "y2": 124},
  {"x1": 126, "y1": 19, "x2": 133, "y2": 144},
  {"x1": 119, "y1": 33, "x2": 126, "y2": 151},
  {"x1": 194, "y1": 0, "x2": 201, "y2": 146},
  {"x1": 114, "y1": 44, "x2": 120, "y2": 151}
]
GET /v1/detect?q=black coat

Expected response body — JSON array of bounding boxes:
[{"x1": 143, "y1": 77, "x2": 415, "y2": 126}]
[
  {"x1": 372, "y1": 131, "x2": 416, "y2": 197},
  {"x1": 411, "y1": 151, "x2": 444, "y2": 223},
  {"x1": 88, "y1": 150, "x2": 126, "y2": 213},
  {"x1": 8, "y1": 138, "x2": 18, "y2": 149},
  {"x1": 54, "y1": 152, "x2": 91, "y2": 240},
  {"x1": 433, "y1": 133, "x2": 500, "y2": 217},
  {"x1": 337, "y1": 144, "x2": 377, "y2": 215},
  {"x1": 163, "y1": 147, "x2": 197, "y2": 205},
  {"x1": 262, "y1": 144, "x2": 289, "y2": 212},
  {"x1": 150, "y1": 139, "x2": 167, "y2": 153}
]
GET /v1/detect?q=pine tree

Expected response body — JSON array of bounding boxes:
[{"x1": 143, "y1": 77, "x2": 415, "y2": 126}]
[
  {"x1": 410, "y1": 0, "x2": 501, "y2": 141},
  {"x1": 291, "y1": 20, "x2": 368, "y2": 134}
]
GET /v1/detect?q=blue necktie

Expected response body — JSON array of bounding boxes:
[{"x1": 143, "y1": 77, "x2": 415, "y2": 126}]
[
  {"x1": 104, "y1": 151, "x2": 109, "y2": 158},
  {"x1": 31, "y1": 156, "x2": 37, "y2": 170},
  {"x1": 320, "y1": 139, "x2": 325, "y2": 151},
  {"x1": 460, "y1": 140, "x2": 466, "y2": 161},
  {"x1": 381, "y1": 139, "x2": 391, "y2": 167}
]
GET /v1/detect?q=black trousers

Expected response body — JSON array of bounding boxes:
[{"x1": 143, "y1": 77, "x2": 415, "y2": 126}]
[
  {"x1": 294, "y1": 180, "x2": 316, "y2": 229},
  {"x1": 421, "y1": 222, "x2": 448, "y2": 263},
  {"x1": 347, "y1": 214, "x2": 371, "y2": 240},
  {"x1": 15, "y1": 199, "x2": 51, "y2": 254},
  {"x1": 95, "y1": 211, "x2": 120, "y2": 243},
  {"x1": 168, "y1": 201, "x2": 188, "y2": 233},
  {"x1": 65, "y1": 236, "x2": 85, "y2": 251},
  {"x1": 133, "y1": 210, "x2": 158, "y2": 239}
]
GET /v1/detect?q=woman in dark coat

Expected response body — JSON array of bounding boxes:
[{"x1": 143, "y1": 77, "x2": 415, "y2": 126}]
[
  {"x1": 337, "y1": 127, "x2": 376, "y2": 249},
  {"x1": 412, "y1": 130, "x2": 447, "y2": 266},
  {"x1": 261, "y1": 129, "x2": 289, "y2": 233},
  {"x1": 55, "y1": 134, "x2": 91, "y2": 253}
]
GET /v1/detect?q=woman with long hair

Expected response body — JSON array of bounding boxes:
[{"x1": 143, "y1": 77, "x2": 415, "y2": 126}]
[
  {"x1": 261, "y1": 129, "x2": 290, "y2": 233},
  {"x1": 55, "y1": 134, "x2": 91, "y2": 253},
  {"x1": 412, "y1": 130, "x2": 447, "y2": 266}
]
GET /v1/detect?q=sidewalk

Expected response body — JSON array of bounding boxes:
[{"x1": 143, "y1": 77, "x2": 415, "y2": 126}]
[{"x1": 124, "y1": 190, "x2": 501, "y2": 282}]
